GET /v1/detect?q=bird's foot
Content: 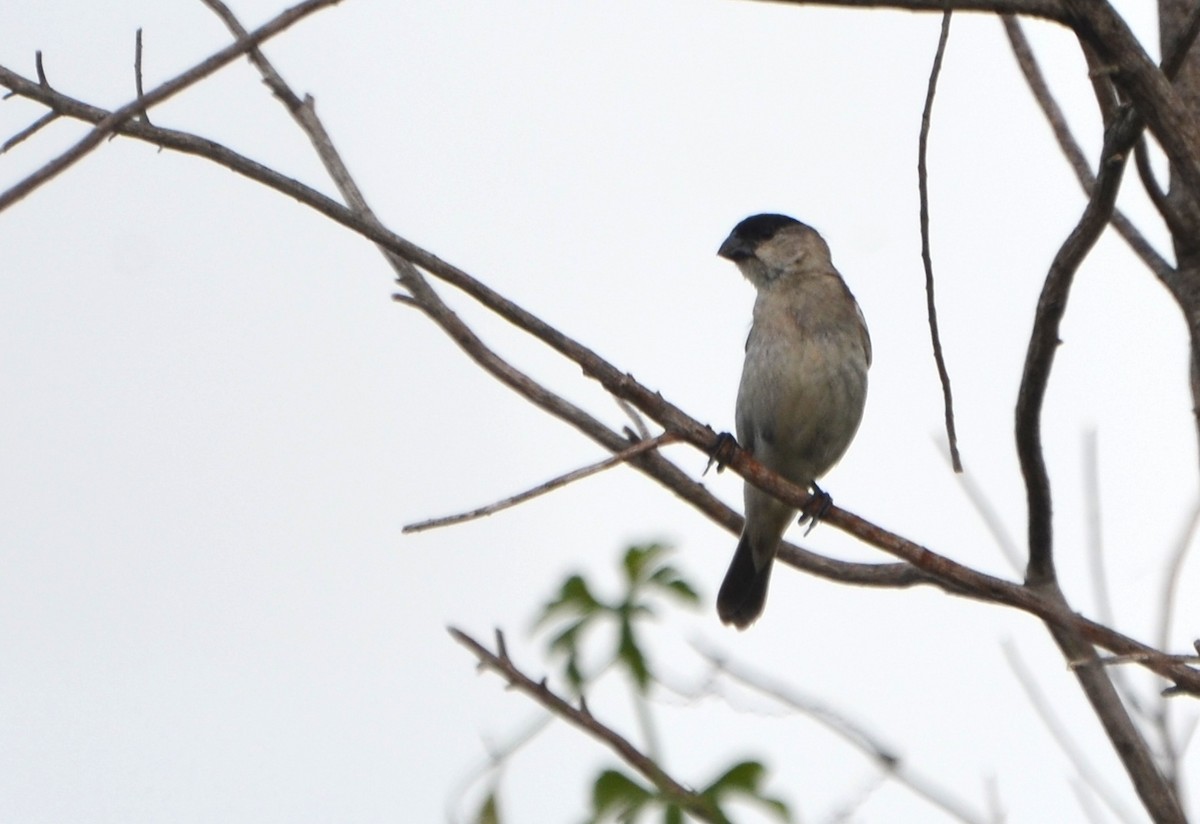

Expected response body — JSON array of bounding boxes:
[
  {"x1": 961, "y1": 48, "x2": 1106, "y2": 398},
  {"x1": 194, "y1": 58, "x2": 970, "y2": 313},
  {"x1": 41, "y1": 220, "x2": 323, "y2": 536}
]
[
  {"x1": 704, "y1": 432, "x2": 738, "y2": 476},
  {"x1": 796, "y1": 482, "x2": 832, "y2": 536}
]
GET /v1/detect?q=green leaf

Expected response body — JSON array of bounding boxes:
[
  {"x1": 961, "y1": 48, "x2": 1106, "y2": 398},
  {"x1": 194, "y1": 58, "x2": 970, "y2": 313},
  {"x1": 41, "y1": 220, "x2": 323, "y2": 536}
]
[
  {"x1": 661, "y1": 578, "x2": 700, "y2": 604},
  {"x1": 617, "y1": 618, "x2": 651, "y2": 691},
  {"x1": 645, "y1": 567, "x2": 700, "y2": 605},
  {"x1": 536, "y1": 574, "x2": 603, "y2": 628},
  {"x1": 706, "y1": 760, "x2": 766, "y2": 793},
  {"x1": 564, "y1": 654, "x2": 585, "y2": 694},
  {"x1": 546, "y1": 617, "x2": 587, "y2": 655},
  {"x1": 592, "y1": 769, "x2": 653, "y2": 817},
  {"x1": 755, "y1": 798, "x2": 790, "y2": 819},
  {"x1": 622, "y1": 543, "x2": 669, "y2": 585},
  {"x1": 699, "y1": 761, "x2": 790, "y2": 821}
]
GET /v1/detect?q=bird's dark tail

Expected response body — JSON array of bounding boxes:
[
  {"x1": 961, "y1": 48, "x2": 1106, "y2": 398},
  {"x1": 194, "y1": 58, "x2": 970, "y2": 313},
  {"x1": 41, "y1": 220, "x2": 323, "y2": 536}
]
[{"x1": 716, "y1": 535, "x2": 773, "y2": 629}]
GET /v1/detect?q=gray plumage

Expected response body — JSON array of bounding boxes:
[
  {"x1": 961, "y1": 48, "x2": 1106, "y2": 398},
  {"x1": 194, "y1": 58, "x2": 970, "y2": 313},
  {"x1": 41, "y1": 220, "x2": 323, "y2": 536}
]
[{"x1": 716, "y1": 214, "x2": 871, "y2": 628}]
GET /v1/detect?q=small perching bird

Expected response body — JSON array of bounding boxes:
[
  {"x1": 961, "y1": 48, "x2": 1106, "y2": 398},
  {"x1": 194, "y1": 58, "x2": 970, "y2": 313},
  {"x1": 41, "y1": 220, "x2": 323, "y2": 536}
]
[{"x1": 715, "y1": 214, "x2": 871, "y2": 629}]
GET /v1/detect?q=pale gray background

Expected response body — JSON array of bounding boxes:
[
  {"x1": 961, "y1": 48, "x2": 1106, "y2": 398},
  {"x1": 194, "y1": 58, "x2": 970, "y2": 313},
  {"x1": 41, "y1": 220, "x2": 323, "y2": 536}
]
[{"x1": 2, "y1": 1, "x2": 1196, "y2": 821}]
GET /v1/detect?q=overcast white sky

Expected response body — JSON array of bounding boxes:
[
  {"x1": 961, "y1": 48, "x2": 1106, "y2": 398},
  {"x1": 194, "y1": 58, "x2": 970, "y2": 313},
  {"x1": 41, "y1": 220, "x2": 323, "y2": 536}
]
[{"x1": 2, "y1": 1, "x2": 1198, "y2": 821}]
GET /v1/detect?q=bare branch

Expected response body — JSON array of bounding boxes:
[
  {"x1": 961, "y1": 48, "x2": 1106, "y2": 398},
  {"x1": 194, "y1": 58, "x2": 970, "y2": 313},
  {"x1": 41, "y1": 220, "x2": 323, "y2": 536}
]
[
  {"x1": 1002, "y1": 14, "x2": 1176, "y2": 280},
  {"x1": 0, "y1": 0, "x2": 340, "y2": 214},
  {"x1": 1064, "y1": 0, "x2": 1200, "y2": 207},
  {"x1": 1016, "y1": 129, "x2": 1128, "y2": 587},
  {"x1": 402, "y1": 433, "x2": 678, "y2": 533},
  {"x1": 133, "y1": 27, "x2": 150, "y2": 124},
  {"x1": 998, "y1": 16, "x2": 1196, "y2": 808},
  {"x1": 1054, "y1": 611, "x2": 1184, "y2": 821},
  {"x1": 615, "y1": 396, "x2": 653, "y2": 441},
  {"x1": 1010, "y1": 7, "x2": 1200, "y2": 587},
  {"x1": 449, "y1": 627, "x2": 724, "y2": 822},
  {"x1": 199, "y1": 0, "x2": 309, "y2": 113},
  {"x1": 918, "y1": 8, "x2": 964, "y2": 473},
  {"x1": 1012, "y1": 129, "x2": 1185, "y2": 809},
  {"x1": 1075, "y1": 652, "x2": 1200, "y2": 670},
  {"x1": 1, "y1": 111, "x2": 58, "y2": 154}
]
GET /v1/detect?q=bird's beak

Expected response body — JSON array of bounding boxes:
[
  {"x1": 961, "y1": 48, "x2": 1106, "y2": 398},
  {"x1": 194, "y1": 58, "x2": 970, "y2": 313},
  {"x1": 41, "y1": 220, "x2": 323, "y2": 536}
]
[{"x1": 718, "y1": 235, "x2": 752, "y2": 261}]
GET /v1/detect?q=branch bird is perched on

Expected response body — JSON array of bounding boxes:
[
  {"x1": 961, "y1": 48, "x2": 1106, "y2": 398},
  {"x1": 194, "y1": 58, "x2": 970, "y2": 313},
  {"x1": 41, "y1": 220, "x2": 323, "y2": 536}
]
[{"x1": 716, "y1": 214, "x2": 871, "y2": 628}]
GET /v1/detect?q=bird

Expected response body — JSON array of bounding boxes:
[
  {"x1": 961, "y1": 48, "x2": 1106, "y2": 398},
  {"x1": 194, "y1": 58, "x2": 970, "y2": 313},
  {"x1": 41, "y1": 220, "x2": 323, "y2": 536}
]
[{"x1": 715, "y1": 213, "x2": 871, "y2": 628}]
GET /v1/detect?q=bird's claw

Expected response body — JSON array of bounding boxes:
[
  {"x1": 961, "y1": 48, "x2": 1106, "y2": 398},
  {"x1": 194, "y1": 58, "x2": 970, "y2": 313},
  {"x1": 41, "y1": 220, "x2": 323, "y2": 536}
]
[
  {"x1": 797, "y1": 482, "x2": 832, "y2": 536},
  {"x1": 704, "y1": 432, "x2": 738, "y2": 476}
]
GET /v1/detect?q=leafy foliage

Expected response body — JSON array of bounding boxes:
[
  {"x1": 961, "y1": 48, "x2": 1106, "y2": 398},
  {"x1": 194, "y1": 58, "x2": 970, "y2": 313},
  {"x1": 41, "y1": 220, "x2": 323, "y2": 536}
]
[
  {"x1": 535, "y1": 542, "x2": 699, "y2": 694},
  {"x1": 586, "y1": 760, "x2": 789, "y2": 823},
  {"x1": 528, "y1": 543, "x2": 788, "y2": 823}
]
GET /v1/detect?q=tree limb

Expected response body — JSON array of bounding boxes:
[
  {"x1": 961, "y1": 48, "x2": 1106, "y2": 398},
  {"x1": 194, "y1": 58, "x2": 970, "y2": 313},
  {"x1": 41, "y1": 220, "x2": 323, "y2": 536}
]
[
  {"x1": 1063, "y1": 0, "x2": 1200, "y2": 207},
  {"x1": 1002, "y1": 14, "x2": 1176, "y2": 280}
]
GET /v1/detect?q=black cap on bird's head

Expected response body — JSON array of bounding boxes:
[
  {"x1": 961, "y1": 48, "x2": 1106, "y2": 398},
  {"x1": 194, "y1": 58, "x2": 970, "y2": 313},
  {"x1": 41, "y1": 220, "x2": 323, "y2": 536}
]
[{"x1": 718, "y1": 213, "x2": 805, "y2": 261}]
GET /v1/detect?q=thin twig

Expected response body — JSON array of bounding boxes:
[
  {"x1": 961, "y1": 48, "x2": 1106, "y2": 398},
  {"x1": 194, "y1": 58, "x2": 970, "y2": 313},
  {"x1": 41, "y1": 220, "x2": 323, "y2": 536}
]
[
  {"x1": 918, "y1": 7, "x2": 963, "y2": 473},
  {"x1": 1074, "y1": 652, "x2": 1200, "y2": 669},
  {"x1": 449, "y1": 627, "x2": 723, "y2": 822},
  {"x1": 615, "y1": 397, "x2": 652, "y2": 441},
  {"x1": 1001, "y1": 15, "x2": 1175, "y2": 280},
  {"x1": 199, "y1": 0, "x2": 307, "y2": 112},
  {"x1": 133, "y1": 27, "x2": 151, "y2": 124},
  {"x1": 0, "y1": 0, "x2": 340, "y2": 215},
  {"x1": 402, "y1": 433, "x2": 677, "y2": 533},
  {"x1": 1, "y1": 111, "x2": 59, "y2": 154}
]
